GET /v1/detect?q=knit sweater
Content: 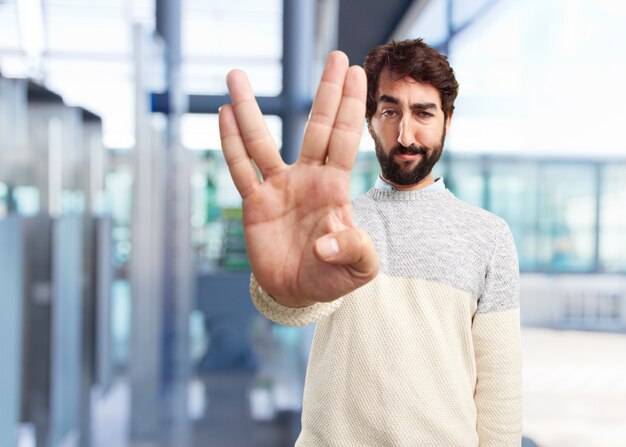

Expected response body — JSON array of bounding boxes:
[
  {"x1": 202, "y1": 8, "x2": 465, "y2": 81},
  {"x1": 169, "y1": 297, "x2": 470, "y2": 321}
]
[{"x1": 250, "y1": 187, "x2": 522, "y2": 447}]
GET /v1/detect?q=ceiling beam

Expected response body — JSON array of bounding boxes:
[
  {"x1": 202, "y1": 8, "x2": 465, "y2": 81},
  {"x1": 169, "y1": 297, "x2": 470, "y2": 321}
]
[
  {"x1": 337, "y1": 0, "x2": 420, "y2": 65},
  {"x1": 390, "y1": 0, "x2": 432, "y2": 41}
]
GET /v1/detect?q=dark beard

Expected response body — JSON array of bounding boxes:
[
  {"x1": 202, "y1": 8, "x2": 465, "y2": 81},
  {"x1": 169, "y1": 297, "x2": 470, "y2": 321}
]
[{"x1": 372, "y1": 128, "x2": 445, "y2": 186}]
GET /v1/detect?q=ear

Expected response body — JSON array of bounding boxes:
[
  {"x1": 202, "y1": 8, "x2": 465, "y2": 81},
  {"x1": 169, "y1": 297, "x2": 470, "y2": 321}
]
[{"x1": 367, "y1": 121, "x2": 375, "y2": 138}]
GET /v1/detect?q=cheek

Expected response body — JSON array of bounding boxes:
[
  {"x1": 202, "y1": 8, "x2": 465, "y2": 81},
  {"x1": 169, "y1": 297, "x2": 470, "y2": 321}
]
[
  {"x1": 374, "y1": 124, "x2": 399, "y2": 144},
  {"x1": 416, "y1": 128, "x2": 443, "y2": 147}
]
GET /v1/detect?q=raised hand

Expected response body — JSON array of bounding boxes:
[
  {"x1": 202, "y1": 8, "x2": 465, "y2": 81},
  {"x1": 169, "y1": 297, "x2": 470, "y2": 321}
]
[{"x1": 219, "y1": 51, "x2": 379, "y2": 308}]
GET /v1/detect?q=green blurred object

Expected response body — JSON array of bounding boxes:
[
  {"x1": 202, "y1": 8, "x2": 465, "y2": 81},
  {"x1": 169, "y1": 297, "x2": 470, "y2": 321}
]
[
  {"x1": 205, "y1": 178, "x2": 221, "y2": 222},
  {"x1": 220, "y1": 208, "x2": 249, "y2": 270}
]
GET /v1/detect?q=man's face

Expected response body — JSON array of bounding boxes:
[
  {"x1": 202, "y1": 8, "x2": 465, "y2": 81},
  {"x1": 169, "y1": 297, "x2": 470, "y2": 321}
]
[{"x1": 368, "y1": 69, "x2": 451, "y2": 188}]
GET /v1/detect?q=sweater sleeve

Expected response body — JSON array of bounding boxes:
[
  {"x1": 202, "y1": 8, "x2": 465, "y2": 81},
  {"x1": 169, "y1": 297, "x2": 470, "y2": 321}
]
[
  {"x1": 249, "y1": 274, "x2": 344, "y2": 326},
  {"x1": 472, "y1": 223, "x2": 522, "y2": 447}
]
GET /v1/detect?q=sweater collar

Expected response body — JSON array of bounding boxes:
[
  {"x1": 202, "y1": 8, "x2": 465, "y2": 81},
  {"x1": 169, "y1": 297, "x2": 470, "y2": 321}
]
[{"x1": 374, "y1": 176, "x2": 446, "y2": 192}]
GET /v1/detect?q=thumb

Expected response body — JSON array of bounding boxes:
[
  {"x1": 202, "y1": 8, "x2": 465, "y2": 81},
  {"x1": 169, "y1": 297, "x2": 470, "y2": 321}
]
[{"x1": 314, "y1": 227, "x2": 379, "y2": 276}]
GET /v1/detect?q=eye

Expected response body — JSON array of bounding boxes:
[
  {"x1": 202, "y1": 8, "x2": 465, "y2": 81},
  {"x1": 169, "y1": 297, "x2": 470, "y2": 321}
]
[
  {"x1": 381, "y1": 109, "x2": 398, "y2": 118},
  {"x1": 416, "y1": 111, "x2": 434, "y2": 118}
]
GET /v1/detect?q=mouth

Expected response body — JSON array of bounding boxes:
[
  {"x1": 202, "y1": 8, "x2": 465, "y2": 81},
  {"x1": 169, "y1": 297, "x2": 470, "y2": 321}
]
[
  {"x1": 393, "y1": 145, "x2": 427, "y2": 161},
  {"x1": 394, "y1": 152, "x2": 423, "y2": 161}
]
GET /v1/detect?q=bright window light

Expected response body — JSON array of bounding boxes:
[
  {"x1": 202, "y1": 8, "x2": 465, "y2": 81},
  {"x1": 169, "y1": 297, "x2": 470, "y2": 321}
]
[{"x1": 16, "y1": 0, "x2": 45, "y2": 57}]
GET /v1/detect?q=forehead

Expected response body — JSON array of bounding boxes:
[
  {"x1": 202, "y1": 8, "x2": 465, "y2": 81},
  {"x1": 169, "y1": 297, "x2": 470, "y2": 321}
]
[{"x1": 376, "y1": 69, "x2": 442, "y2": 108}]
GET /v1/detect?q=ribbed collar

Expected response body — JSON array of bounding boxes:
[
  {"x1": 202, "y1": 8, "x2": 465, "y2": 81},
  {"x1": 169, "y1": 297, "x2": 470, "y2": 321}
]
[
  {"x1": 374, "y1": 176, "x2": 446, "y2": 192},
  {"x1": 367, "y1": 184, "x2": 453, "y2": 202}
]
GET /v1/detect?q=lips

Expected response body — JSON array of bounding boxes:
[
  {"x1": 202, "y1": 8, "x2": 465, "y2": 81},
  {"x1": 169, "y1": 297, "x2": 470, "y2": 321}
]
[
  {"x1": 394, "y1": 146, "x2": 426, "y2": 160},
  {"x1": 395, "y1": 145, "x2": 427, "y2": 155},
  {"x1": 395, "y1": 152, "x2": 422, "y2": 161}
]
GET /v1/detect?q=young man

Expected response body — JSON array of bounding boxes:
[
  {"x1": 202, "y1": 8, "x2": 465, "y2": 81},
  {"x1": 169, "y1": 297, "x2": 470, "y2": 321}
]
[{"x1": 219, "y1": 39, "x2": 521, "y2": 447}]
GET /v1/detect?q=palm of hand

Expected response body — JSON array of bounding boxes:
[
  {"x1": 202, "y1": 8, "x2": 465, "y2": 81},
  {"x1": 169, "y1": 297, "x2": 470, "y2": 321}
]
[
  {"x1": 219, "y1": 51, "x2": 379, "y2": 307},
  {"x1": 244, "y1": 163, "x2": 359, "y2": 304}
]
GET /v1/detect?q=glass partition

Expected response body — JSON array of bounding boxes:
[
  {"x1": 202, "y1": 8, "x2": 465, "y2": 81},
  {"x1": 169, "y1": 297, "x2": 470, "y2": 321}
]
[
  {"x1": 537, "y1": 163, "x2": 597, "y2": 272},
  {"x1": 188, "y1": 151, "x2": 625, "y2": 274},
  {"x1": 599, "y1": 164, "x2": 626, "y2": 272},
  {"x1": 445, "y1": 157, "x2": 485, "y2": 208},
  {"x1": 489, "y1": 161, "x2": 540, "y2": 271}
]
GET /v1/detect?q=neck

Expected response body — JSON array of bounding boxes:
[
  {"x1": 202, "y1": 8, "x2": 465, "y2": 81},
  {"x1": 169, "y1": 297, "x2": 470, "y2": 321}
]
[{"x1": 382, "y1": 173, "x2": 435, "y2": 191}]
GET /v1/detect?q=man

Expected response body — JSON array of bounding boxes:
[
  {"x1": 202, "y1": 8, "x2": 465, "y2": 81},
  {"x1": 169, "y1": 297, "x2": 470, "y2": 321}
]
[{"x1": 219, "y1": 39, "x2": 522, "y2": 447}]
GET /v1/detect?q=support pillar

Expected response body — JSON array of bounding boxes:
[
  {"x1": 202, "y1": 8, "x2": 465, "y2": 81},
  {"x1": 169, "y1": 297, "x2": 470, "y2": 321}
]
[{"x1": 281, "y1": 0, "x2": 316, "y2": 164}]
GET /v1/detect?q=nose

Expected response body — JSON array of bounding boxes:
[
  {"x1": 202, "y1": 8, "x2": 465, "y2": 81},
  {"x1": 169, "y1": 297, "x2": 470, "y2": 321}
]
[{"x1": 397, "y1": 116, "x2": 415, "y2": 147}]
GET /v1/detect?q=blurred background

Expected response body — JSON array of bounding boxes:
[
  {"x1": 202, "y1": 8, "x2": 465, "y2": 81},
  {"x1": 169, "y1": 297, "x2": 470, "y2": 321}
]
[{"x1": 1, "y1": 0, "x2": 625, "y2": 446}]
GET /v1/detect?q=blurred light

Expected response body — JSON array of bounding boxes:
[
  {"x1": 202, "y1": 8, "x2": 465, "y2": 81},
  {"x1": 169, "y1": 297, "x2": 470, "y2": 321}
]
[
  {"x1": 190, "y1": 212, "x2": 205, "y2": 228},
  {"x1": 117, "y1": 240, "x2": 131, "y2": 256},
  {"x1": 16, "y1": 0, "x2": 45, "y2": 60},
  {"x1": 445, "y1": 0, "x2": 626, "y2": 157},
  {"x1": 182, "y1": 0, "x2": 283, "y2": 96},
  {"x1": 13, "y1": 186, "x2": 39, "y2": 215},
  {"x1": 181, "y1": 113, "x2": 282, "y2": 150}
]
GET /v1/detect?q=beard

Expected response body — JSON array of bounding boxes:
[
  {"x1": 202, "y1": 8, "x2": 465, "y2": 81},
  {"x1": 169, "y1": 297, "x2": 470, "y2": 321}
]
[{"x1": 372, "y1": 126, "x2": 446, "y2": 186}]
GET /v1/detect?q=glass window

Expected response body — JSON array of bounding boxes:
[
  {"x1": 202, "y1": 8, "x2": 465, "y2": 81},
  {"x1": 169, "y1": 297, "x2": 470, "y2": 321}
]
[
  {"x1": 489, "y1": 161, "x2": 539, "y2": 271},
  {"x1": 599, "y1": 164, "x2": 626, "y2": 272},
  {"x1": 0, "y1": 2, "x2": 21, "y2": 51},
  {"x1": 445, "y1": 157, "x2": 484, "y2": 208},
  {"x1": 537, "y1": 163, "x2": 597, "y2": 272},
  {"x1": 182, "y1": 60, "x2": 281, "y2": 96},
  {"x1": 181, "y1": 113, "x2": 282, "y2": 151},
  {"x1": 46, "y1": 15, "x2": 130, "y2": 54},
  {"x1": 1, "y1": 0, "x2": 154, "y2": 148},
  {"x1": 182, "y1": 0, "x2": 282, "y2": 96}
]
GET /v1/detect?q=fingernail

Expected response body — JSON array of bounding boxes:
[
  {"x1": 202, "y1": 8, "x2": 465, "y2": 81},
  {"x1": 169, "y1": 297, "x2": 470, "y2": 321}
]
[{"x1": 317, "y1": 236, "x2": 339, "y2": 259}]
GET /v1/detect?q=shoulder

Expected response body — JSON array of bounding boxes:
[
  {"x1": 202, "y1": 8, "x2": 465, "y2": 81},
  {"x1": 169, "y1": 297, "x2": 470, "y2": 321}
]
[
  {"x1": 447, "y1": 194, "x2": 506, "y2": 225},
  {"x1": 445, "y1": 194, "x2": 511, "y2": 238},
  {"x1": 352, "y1": 190, "x2": 375, "y2": 208},
  {"x1": 351, "y1": 190, "x2": 378, "y2": 218}
]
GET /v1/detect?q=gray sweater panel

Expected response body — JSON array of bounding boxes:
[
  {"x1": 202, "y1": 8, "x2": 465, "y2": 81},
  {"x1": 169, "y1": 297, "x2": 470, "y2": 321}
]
[{"x1": 354, "y1": 188, "x2": 520, "y2": 314}]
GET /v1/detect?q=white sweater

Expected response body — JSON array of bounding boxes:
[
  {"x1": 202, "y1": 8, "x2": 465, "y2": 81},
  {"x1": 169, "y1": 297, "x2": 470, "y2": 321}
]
[{"x1": 251, "y1": 188, "x2": 522, "y2": 447}]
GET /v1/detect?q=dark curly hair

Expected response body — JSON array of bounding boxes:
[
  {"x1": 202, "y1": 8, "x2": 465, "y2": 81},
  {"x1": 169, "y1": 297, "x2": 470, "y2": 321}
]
[{"x1": 364, "y1": 38, "x2": 459, "y2": 122}]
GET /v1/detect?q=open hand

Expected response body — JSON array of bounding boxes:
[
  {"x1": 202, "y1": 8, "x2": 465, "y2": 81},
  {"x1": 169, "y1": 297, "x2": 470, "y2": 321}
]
[{"x1": 219, "y1": 51, "x2": 379, "y2": 308}]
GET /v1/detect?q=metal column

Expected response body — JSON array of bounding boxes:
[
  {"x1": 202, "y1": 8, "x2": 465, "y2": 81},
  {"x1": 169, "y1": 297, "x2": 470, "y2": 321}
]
[
  {"x1": 130, "y1": 24, "x2": 165, "y2": 441},
  {"x1": 0, "y1": 217, "x2": 24, "y2": 447},
  {"x1": 281, "y1": 0, "x2": 316, "y2": 164},
  {"x1": 157, "y1": 0, "x2": 193, "y2": 444}
]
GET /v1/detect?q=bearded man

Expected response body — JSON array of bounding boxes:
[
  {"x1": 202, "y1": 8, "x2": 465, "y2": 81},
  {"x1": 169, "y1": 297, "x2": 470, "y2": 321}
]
[{"x1": 219, "y1": 38, "x2": 522, "y2": 447}]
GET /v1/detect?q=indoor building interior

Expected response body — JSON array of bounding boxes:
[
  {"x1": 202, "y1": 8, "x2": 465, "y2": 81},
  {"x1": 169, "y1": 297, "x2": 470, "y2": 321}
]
[{"x1": 1, "y1": 0, "x2": 626, "y2": 446}]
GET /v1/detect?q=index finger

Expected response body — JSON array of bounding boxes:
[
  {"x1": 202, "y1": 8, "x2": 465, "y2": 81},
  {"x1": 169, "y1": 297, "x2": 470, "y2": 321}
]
[{"x1": 227, "y1": 70, "x2": 286, "y2": 178}]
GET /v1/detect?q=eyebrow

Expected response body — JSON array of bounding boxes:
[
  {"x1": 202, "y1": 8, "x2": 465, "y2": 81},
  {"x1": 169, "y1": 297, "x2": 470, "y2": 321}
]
[{"x1": 379, "y1": 94, "x2": 438, "y2": 112}]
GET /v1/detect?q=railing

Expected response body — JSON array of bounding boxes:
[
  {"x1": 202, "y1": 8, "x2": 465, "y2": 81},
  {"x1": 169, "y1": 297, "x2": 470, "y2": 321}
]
[{"x1": 521, "y1": 274, "x2": 626, "y2": 332}]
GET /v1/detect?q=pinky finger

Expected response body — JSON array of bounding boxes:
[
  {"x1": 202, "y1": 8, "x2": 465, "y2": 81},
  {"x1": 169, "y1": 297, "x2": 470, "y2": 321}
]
[{"x1": 219, "y1": 104, "x2": 261, "y2": 198}]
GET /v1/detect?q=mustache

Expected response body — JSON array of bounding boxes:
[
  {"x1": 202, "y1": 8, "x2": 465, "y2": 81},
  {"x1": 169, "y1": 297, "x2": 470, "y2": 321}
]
[{"x1": 391, "y1": 144, "x2": 428, "y2": 156}]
